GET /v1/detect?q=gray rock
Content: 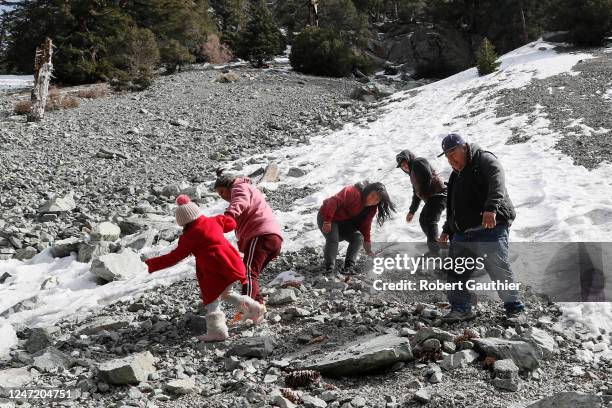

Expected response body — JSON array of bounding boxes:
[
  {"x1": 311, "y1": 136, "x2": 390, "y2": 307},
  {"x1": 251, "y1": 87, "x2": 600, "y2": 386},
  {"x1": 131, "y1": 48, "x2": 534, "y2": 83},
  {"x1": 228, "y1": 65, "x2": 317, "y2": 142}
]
[
  {"x1": 429, "y1": 371, "x2": 443, "y2": 384},
  {"x1": 0, "y1": 247, "x2": 15, "y2": 260},
  {"x1": 77, "y1": 316, "x2": 131, "y2": 335},
  {"x1": 186, "y1": 314, "x2": 208, "y2": 335},
  {"x1": 226, "y1": 336, "x2": 276, "y2": 358},
  {"x1": 271, "y1": 395, "x2": 297, "y2": 408},
  {"x1": 302, "y1": 395, "x2": 327, "y2": 408},
  {"x1": 98, "y1": 351, "x2": 158, "y2": 385},
  {"x1": 474, "y1": 338, "x2": 543, "y2": 371},
  {"x1": 162, "y1": 183, "x2": 182, "y2": 197},
  {"x1": 440, "y1": 349, "x2": 479, "y2": 371},
  {"x1": 91, "y1": 222, "x2": 121, "y2": 242},
  {"x1": 522, "y1": 327, "x2": 555, "y2": 359},
  {"x1": 259, "y1": 162, "x2": 280, "y2": 183},
  {"x1": 525, "y1": 392, "x2": 603, "y2": 408},
  {"x1": 492, "y1": 377, "x2": 519, "y2": 392},
  {"x1": 414, "y1": 387, "x2": 432, "y2": 403},
  {"x1": 14, "y1": 246, "x2": 37, "y2": 260},
  {"x1": 422, "y1": 338, "x2": 441, "y2": 351},
  {"x1": 38, "y1": 191, "x2": 76, "y2": 214},
  {"x1": 268, "y1": 289, "x2": 298, "y2": 305},
  {"x1": 165, "y1": 378, "x2": 196, "y2": 395},
  {"x1": 350, "y1": 83, "x2": 395, "y2": 101},
  {"x1": 412, "y1": 327, "x2": 454, "y2": 347},
  {"x1": 90, "y1": 249, "x2": 148, "y2": 282},
  {"x1": 120, "y1": 230, "x2": 158, "y2": 251},
  {"x1": 0, "y1": 272, "x2": 11, "y2": 284},
  {"x1": 0, "y1": 367, "x2": 40, "y2": 388},
  {"x1": 493, "y1": 359, "x2": 519, "y2": 378},
  {"x1": 301, "y1": 334, "x2": 413, "y2": 377},
  {"x1": 351, "y1": 395, "x2": 366, "y2": 407},
  {"x1": 77, "y1": 241, "x2": 111, "y2": 263},
  {"x1": 51, "y1": 237, "x2": 81, "y2": 258},
  {"x1": 287, "y1": 167, "x2": 307, "y2": 178},
  {"x1": 25, "y1": 327, "x2": 57, "y2": 354},
  {"x1": 180, "y1": 185, "x2": 202, "y2": 200},
  {"x1": 32, "y1": 348, "x2": 74, "y2": 372}
]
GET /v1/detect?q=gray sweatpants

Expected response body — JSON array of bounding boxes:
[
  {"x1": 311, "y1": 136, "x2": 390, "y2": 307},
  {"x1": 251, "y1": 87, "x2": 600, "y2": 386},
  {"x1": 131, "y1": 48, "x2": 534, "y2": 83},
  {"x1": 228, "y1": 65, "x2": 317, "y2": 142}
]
[{"x1": 317, "y1": 210, "x2": 363, "y2": 269}]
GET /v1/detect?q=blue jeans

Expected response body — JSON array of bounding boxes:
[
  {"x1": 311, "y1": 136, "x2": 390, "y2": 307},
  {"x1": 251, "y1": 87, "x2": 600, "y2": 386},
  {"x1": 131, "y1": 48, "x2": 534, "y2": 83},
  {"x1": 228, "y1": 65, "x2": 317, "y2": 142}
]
[{"x1": 446, "y1": 224, "x2": 522, "y2": 312}]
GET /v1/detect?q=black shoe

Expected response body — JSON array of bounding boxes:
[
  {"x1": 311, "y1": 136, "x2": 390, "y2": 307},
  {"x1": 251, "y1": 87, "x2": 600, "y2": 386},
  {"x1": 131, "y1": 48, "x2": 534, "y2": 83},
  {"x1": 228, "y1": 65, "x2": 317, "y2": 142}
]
[{"x1": 441, "y1": 308, "x2": 476, "y2": 323}]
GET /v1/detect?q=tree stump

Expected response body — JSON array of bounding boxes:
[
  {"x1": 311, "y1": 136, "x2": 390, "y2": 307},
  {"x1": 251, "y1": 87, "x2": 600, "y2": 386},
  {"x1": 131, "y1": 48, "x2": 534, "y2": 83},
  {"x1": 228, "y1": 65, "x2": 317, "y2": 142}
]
[{"x1": 27, "y1": 37, "x2": 54, "y2": 122}]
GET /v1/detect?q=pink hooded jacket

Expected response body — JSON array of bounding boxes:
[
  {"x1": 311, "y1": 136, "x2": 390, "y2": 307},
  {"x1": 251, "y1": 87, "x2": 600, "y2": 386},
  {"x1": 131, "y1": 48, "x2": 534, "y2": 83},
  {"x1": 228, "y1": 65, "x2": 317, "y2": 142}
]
[{"x1": 224, "y1": 178, "x2": 283, "y2": 253}]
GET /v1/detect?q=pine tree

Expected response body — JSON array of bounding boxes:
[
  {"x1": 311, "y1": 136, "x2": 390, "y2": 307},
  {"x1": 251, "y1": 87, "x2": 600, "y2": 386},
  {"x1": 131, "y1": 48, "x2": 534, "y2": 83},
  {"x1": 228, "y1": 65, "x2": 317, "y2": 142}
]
[
  {"x1": 476, "y1": 38, "x2": 500, "y2": 76},
  {"x1": 236, "y1": 0, "x2": 284, "y2": 67}
]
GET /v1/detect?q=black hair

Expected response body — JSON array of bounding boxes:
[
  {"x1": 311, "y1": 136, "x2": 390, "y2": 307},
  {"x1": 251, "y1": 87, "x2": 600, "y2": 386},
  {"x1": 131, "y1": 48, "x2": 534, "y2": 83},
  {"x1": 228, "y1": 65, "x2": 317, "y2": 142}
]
[
  {"x1": 356, "y1": 181, "x2": 396, "y2": 226},
  {"x1": 214, "y1": 168, "x2": 237, "y2": 189}
]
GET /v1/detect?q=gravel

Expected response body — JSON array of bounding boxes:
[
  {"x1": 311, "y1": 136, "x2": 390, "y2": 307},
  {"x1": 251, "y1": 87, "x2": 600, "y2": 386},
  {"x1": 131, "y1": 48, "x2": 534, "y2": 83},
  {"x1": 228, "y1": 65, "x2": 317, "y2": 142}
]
[{"x1": 494, "y1": 47, "x2": 612, "y2": 169}]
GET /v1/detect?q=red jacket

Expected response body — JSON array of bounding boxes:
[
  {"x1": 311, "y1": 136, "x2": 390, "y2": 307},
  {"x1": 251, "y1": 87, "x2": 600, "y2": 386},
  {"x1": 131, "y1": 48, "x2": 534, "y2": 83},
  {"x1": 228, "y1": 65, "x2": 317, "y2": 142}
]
[
  {"x1": 319, "y1": 185, "x2": 377, "y2": 242},
  {"x1": 145, "y1": 215, "x2": 247, "y2": 305},
  {"x1": 224, "y1": 178, "x2": 283, "y2": 253}
]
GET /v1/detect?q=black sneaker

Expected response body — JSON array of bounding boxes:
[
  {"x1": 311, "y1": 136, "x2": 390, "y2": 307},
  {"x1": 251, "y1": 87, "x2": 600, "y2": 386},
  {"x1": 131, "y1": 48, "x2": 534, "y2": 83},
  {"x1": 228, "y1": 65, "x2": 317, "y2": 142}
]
[
  {"x1": 503, "y1": 304, "x2": 527, "y2": 325},
  {"x1": 441, "y1": 308, "x2": 476, "y2": 323}
]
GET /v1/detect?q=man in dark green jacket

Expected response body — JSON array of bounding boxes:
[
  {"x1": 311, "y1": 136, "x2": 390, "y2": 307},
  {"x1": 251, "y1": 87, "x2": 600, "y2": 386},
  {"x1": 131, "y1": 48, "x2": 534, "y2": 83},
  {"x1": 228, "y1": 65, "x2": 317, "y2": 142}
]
[
  {"x1": 396, "y1": 149, "x2": 446, "y2": 254},
  {"x1": 438, "y1": 133, "x2": 524, "y2": 323}
]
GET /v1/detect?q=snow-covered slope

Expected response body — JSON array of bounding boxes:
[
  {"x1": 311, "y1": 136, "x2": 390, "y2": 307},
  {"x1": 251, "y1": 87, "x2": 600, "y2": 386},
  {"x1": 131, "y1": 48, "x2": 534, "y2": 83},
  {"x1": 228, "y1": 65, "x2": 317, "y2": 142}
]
[
  {"x1": 2, "y1": 40, "x2": 611, "y2": 360},
  {"x1": 0, "y1": 75, "x2": 34, "y2": 90}
]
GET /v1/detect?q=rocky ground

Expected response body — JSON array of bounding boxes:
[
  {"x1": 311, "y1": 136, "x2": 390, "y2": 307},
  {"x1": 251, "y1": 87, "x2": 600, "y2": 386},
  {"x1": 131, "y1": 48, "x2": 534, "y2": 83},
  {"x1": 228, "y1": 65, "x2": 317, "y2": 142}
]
[
  {"x1": 495, "y1": 47, "x2": 612, "y2": 169},
  {"x1": 1, "y1": 62, "x2": 611, "y2": 408},
  {"x1": 0, "y1": 62, "x2": 424, "y2": 261}
]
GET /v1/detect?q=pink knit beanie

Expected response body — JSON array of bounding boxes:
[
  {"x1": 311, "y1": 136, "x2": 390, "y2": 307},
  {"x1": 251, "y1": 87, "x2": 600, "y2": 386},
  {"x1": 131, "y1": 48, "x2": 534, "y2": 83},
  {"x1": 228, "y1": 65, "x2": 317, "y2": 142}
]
[{"x1": 175, "y1": 194, "x2": 200, "y2": 226}]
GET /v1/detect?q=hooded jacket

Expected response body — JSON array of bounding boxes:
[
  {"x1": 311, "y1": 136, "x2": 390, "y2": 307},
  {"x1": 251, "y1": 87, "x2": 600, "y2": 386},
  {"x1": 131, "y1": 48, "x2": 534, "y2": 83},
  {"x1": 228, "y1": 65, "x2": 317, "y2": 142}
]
[
  {"x1": 442, "y1": 143, "x2": 516, "y2": 235},
  {"x1": 396, "y1": 149, "x2": 446, "y2": 214},
  {"x1": 224, "y1": 178, "x2": 283, "y2": 253}
]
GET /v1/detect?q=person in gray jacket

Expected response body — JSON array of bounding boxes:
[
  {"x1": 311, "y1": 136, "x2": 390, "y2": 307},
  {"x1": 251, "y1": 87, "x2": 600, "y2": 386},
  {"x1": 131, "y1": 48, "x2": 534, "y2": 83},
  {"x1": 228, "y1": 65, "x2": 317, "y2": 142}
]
[
  {"x1": 438, "y1": 133, "x2": 524, "y2": 323},
  {"x1": 395, "y1": 149, "x2": 446, "y2": 254}
]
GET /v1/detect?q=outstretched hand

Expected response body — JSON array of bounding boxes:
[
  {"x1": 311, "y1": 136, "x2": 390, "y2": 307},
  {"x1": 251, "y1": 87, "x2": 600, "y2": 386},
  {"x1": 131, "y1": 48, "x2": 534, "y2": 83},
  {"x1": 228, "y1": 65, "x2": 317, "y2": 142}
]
[
  {"x1": 363, "y1": 241, "x2": 374, "y2": 257},
  {"x1": 322, "y1": 221, "x2": 332, "y2": 234},
  {"x1": 438, "y1": 233, "x2": 449, "y2": 243},
  {"x1": 406, "y1": 212, "x2": 415, "y2": 223}
]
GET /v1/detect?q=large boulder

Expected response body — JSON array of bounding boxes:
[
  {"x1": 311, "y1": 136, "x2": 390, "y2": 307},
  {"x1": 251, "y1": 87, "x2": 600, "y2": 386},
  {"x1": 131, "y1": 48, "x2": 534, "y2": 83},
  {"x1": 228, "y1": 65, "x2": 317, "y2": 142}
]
[
  {"x1": 90, "y1": 249, "x2": 148, "y2": 282},
  {"x1": 98, "y1": 351, "x2": 157, "y2": 385},
  {"x1": 411, "y1": 327, "x2": 454, "y2": 347},
  {"x1": 525, "y1": 392, "x2": 603, "y2": 408},
  {"x1": 120, "y1": 230, "x2": 158, "y2": 251},
  {"x1": 474, "y1": 338, "x2": 543, "y2": 371},
  {"x1": 300, "y1": 334, "x2": 413, "y2": 377},
  {"x1": 370, "y1": 24, "x2": 474, "y2": 78}
]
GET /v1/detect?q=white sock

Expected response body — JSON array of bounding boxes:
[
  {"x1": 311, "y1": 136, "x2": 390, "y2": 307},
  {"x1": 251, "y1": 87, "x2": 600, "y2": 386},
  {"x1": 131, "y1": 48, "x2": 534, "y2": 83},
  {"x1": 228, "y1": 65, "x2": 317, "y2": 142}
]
[{"x1": 206, "y1": 300, "x2": 221, "y2": 314}]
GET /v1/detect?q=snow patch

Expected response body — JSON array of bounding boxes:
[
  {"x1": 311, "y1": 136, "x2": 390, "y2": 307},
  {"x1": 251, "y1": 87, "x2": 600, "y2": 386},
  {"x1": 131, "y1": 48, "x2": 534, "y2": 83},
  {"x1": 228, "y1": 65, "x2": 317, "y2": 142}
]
[
  {"x1": 0, "y1": 320, "x2": 18, "y2": 357},
  {"x1": 0, "y1": 75, "x2": 34, "y2": 90}
]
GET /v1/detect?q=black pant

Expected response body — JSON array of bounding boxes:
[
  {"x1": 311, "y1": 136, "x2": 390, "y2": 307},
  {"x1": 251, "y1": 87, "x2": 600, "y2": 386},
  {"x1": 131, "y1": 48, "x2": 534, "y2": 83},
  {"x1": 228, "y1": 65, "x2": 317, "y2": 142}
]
[{"x1": 419, "y1": 193, "x2": 446, "y2": 253}]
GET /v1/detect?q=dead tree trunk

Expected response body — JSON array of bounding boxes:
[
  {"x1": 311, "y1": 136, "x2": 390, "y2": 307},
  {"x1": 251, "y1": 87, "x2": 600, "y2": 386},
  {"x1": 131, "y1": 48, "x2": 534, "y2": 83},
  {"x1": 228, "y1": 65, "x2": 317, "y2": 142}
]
[
  {"x1": 307, "y1": 0, "x2": 319, "y2": 27},
  {"x1": 28, "y1": 37, "x2": 54, "y2": 122},
  {"x1": 519, "y1": 0, "x2": 528, "y2": 44}
]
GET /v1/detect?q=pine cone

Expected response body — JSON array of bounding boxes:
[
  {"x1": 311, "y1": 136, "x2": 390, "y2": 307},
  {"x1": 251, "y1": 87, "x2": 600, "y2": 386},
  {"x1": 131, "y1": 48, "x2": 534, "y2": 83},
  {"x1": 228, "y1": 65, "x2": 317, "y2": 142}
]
[
  {"x1": 281, "y1": 388, "x2": 303, "y2": 404},
  {"x1": 285, "y1": 370, "x2": 321, "y2": 388},
  {"x1": 454, "y1": 328, "x2": 480, "y2": 344}
]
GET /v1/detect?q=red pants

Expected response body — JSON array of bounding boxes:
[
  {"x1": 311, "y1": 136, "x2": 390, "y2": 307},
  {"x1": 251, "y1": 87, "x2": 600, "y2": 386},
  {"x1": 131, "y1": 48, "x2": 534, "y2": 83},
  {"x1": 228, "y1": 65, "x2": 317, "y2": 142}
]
[{"x1": 242, "y1": 234, "x2": 282, "y2": 303}]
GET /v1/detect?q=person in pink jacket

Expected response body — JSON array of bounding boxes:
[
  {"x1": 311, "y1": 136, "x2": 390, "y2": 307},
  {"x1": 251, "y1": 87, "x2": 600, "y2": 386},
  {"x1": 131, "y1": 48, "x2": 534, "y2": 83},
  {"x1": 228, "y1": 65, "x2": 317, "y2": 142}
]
[{"x1": 214, "y1": 169, "x2": 283, "y2": 306}]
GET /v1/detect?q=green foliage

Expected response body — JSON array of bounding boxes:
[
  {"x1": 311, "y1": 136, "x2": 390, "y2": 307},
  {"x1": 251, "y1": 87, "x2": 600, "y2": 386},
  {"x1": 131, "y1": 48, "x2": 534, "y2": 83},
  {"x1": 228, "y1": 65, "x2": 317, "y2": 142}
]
[
  {"x1": 290, "y1": 26, "x2": 371, "y2": 77},
  {"x1": 2, "y1": 0, "x2": 216, "y2": 84},
  {"x1": 548, "y1": 0, "x2": 612, "y2": 45},
  {"x1": 476, "y1": 37, "x2": 500, "y2": 76},
  {"x1": 236, "y1": 0, "x2": 285, "y2": 66}
]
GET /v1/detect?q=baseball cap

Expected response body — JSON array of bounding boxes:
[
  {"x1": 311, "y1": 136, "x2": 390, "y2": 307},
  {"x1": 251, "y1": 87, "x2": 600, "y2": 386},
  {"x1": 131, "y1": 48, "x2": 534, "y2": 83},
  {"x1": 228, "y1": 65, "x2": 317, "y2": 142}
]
[{"x1": 438, "y1": 133, "x2": 466, "y2": 157}]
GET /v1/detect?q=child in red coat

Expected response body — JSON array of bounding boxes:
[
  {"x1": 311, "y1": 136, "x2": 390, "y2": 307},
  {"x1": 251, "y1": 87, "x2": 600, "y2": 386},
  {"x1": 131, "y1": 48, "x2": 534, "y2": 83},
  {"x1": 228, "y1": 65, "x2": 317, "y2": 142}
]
[{"x1": 144, "y1": 195, "x2": 265, "y2": 341}]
